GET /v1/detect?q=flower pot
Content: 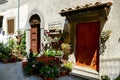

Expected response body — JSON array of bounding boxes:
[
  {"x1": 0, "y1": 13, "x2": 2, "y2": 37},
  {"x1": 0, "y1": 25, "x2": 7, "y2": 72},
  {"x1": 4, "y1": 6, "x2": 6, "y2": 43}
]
[
  {"x1": 9, "y1": 58, "x2": 17, "y2": 63},
  {"x1": 22, "y1": 61, "x2": 28, "y2": 68},
  {"x1": 2, "y1": 59, "x2": 8, "y2": 63},
  {"x1": 47, "y1": 78, "x2": 54, "y2": 80},
  {"x1": 60, "y1": 71, "x2": 67, "y2": 76},
  {"x1": 36, "y1": 56, "x2": 55, "y2": 64},
  {"x1": 43, "y1": 78, "x2": 54, "y2": 80}
]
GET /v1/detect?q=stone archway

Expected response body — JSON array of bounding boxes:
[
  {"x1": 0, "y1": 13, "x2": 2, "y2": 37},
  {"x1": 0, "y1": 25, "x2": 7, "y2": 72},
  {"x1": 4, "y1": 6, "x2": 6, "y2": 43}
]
[
  {"x1": 26, "y1": 9, "x2": 45, "y2": 53},
  {"x1": 29, "y1": 14, "x2": 41, "y2": 53}
]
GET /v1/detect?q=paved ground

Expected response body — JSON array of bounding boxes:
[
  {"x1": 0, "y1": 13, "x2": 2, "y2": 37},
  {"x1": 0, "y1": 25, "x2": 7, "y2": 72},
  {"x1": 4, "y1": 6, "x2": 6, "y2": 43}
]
[
  {"x1": 0, "y1": 62, "x2": 89, "y2": 80},
  {"x1": 56, "y1": 75, "x2": 86, "y2": 80},
  {"x1": 25, "y1": 75, "x2": 87, "y2": 80}
]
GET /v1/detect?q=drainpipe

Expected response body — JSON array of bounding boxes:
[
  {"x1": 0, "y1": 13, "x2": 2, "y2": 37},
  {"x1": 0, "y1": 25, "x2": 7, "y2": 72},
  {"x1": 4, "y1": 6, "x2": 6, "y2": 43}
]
[{"x1": 18, "y1": 0, "x2": 20, "y2": 30}]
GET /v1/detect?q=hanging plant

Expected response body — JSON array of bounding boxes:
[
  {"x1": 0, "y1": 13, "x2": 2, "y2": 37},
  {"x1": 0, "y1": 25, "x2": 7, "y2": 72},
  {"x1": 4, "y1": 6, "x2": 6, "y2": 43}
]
[
  {"x1": 100, "y1": 30, "x2": 111, "y2": 54},
  {"x1": 101, "y1": 30, "x2": 111, "y2": 43}
]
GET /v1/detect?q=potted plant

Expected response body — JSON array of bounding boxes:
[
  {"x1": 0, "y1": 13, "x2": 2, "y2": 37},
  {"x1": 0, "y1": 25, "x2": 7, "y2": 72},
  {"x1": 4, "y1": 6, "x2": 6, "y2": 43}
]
[
  {"x1": 40, "y1": 65, "x2": 56, "y2": 80},
  {"x1": 101, "y1": 30, "x2": 111, "y2": 43},
  {"x1": 63, "y1": 61, "x2": 73, "y2": 72},
  {"x1": 100, "y1": 30, "x2": 111, "y2": 54},
  {"x1": 0, "y1": 54, "x2": 8, "y2": 63},
  {"x1": 44, "y1": 49, "x2": 56, "y2": 57},
  {"x1": 61, "y1": 43, "x2": 71, "y2": 60}
]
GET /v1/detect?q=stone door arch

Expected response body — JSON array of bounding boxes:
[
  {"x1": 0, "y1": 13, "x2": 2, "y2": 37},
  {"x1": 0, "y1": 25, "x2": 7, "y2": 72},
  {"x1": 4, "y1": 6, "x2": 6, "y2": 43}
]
[{"x1": 29, "y1": 14, "x2": 41, "y2": 53}]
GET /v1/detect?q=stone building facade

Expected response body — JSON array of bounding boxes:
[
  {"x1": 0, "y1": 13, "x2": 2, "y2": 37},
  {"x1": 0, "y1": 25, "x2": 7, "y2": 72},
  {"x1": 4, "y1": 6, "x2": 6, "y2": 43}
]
[{"x1": 0, "y1": 0, "x2": 120, "y2": 80}]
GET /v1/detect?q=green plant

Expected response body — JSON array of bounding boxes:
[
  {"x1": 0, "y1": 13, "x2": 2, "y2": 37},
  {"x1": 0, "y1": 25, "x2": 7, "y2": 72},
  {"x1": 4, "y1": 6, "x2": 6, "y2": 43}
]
[
  {"x1": 39, "y1": 65, "x2": 59, "y2": 79},
  {"x1": 0, "y1": 43, "x2": 12, "y2": 55},
  {"x1": 32, "y1": 61, "x2": 45, "y2": 74},
  {"x1": 23, "y1": 49, "x2": 39, "y2": 75},
  {"x1": 27, "y1": 49, "x2": 38, "y2": 62},
  {"x1": 17, "y1": 30, "x2": 22, "y2": 36},
  {"x1": 44, "y1": 49, "x2": 56, "y2": 57},
  {"x1": 23, "y1": 62, "x2": 33, "y2": 75},
  {"x1": 56, "y1": 50, "x2": 63, "y2": 56},
  {"x1": 101, "y1": 74, "x2": 110, "y2": 80},
  {"x1": 0, "y1": 42, "x2": 22, "y2": 63},
  {"x1": 114, "y1": 74, "x2": 120, "y2": 80},
  {"x1": 100, "y1": 30, "x2": 111, "y2": 54},
  {"x1": 4, "y1": 46, "x2": 12, "y2": 55},
  {"x1": 101, "y1": 30, "x2": 111, "y2": 43},
  {"x1": 0, "y1": 54, "x2": 8, "y2": 60},
  {"x1": 63, "y1": 62, "x2": 73, "y2": 71},
  {"x1": 19, "y1": 31, "x2": 27, "y2": 56},
  {"x1": 0, "y1": 42, "x2": 4, "y2": 53},
  {"x1": 61, "y1": 43, "x2": 70, "y2": 50},
  {"x1": 8, "y1": 38, "x2": 15, "y2": 49}
]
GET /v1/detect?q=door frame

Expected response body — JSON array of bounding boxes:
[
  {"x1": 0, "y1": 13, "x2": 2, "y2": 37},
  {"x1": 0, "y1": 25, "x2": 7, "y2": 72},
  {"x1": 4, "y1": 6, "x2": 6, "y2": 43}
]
[{"x1": 70, "y1": 19, "x2": 103, "y2": 72}]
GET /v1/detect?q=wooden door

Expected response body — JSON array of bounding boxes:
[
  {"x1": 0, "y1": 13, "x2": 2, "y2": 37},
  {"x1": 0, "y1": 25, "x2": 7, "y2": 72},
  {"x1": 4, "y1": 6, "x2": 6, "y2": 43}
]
[
  {"x1": 31, "y1": 24, "x2": 40, "y2": 53},
  {"x1": 76, "y1": 22, "x2": 100, "y2": 71}
]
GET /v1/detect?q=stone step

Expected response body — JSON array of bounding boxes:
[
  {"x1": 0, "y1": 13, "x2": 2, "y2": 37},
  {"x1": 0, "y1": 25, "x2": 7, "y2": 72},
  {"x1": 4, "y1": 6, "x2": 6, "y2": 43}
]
[{"x1": 70, "y1": 66, "x2": 99, "y2": 80}]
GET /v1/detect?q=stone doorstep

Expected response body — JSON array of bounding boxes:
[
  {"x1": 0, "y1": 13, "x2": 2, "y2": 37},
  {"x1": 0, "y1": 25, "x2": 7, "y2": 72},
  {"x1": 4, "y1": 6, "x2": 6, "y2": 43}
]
[{"x1": 70, "y1": 66, "x2": 100, "y2": 80}]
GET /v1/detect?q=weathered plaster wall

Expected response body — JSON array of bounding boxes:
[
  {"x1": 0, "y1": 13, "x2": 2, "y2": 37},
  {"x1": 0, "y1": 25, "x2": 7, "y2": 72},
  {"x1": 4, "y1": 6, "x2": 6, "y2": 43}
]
[
  {"x1": 101, "y1": 0, "x2": 120, "y2": 59},
  {"x1": 0, "y1": 0, "x2": 120, "y2": 79},
  {"x1": 100, "y1": 0, "x2": 120, "y2": 79},
  {"x1": 2, "y1": 4, "x2": 28, "y2": 34},
  {"x1": 26, "y1": 0, "x2": 70, "y2": 29}
]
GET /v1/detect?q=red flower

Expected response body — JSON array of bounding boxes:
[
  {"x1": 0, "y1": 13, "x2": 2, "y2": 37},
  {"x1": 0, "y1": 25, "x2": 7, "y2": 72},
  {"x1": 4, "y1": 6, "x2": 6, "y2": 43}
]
[{"x1": 29, "y1": 48, "x2": 32, "y2": 51}]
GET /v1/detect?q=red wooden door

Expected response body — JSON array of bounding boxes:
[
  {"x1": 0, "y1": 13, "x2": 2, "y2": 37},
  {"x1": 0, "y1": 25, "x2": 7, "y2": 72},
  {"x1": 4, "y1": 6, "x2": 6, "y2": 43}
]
[
  {"x1": 31, "y1": 24, "x2": 40, "y2": 53},
  {"x1": 76, "y1": 22, "x2": 100, "y2": 71}
]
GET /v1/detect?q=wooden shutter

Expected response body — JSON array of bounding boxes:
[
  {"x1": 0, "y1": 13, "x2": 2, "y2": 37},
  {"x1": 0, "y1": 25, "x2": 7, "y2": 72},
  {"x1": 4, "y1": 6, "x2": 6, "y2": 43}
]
[{"x1": 7, "y1": 19, "x2": 14, "y2": 34}]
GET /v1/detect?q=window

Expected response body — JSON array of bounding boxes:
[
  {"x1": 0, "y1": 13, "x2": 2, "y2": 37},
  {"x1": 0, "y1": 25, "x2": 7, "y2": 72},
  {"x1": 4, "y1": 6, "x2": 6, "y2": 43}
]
[
  {"x1": 0, "y1": 16, "x2": 3, "y2": 28},
  {"x1": 0, "y1": 0, "x2": 8, "y2": 4},
  {"x1": 7, "y1": 19, "x2": 14, "y2": 34}
]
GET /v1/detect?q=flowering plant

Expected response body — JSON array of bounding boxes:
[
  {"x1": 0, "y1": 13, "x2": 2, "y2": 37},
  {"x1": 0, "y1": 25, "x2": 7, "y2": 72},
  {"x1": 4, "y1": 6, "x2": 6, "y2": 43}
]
[{"x1": 22, "y1": 49, "x2": 73, "y2": 79}]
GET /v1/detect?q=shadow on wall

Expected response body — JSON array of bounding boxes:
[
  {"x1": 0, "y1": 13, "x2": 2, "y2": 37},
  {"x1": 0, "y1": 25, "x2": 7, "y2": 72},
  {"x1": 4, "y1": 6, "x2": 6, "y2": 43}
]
[{"x1": 118, "y1": 37, "x2": 120, "y2": 43}]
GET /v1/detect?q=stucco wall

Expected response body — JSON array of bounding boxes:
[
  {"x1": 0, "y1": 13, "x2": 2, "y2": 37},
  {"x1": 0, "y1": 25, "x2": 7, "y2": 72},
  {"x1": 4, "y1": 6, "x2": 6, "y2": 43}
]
[
  {"x1": 100, "y1": 0, "x2": 120, "y2": 79},
  {"x1": 0, "y1": 0, "x2": 120, "y2": 79}
]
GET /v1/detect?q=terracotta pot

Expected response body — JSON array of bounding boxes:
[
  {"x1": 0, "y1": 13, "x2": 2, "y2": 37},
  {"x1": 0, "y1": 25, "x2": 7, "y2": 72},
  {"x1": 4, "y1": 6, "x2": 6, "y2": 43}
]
[
  {"x1": 47, "y1": 78, "x2": 54, "y2": 80},
  {"x1": 9, "y1": 58, "x2": 17, "y2": 63},
  {"x1": 2, "y1": 59, "x2": 8, "y2": 63},
  {"x1": 60, "y1": 71, "x2": 67, "y2": 76},
  {"x1": 36, "y1": 56, "x2": 55, "y2": 64},
  {"x1": 43, "y1": 78, "x2": 54, "y2": 80},
  {"x1": 22, "y1": 61, "x2": 28, "y2": 68}
]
